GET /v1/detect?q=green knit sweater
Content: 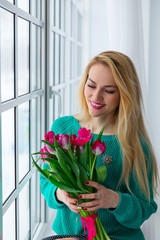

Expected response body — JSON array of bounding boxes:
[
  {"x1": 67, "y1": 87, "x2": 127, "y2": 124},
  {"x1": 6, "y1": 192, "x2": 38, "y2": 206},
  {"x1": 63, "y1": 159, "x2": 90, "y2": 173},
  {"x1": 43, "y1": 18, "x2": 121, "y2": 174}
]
[{"x1": 40, "y1": 116, "x2": 157, "y2": 240}]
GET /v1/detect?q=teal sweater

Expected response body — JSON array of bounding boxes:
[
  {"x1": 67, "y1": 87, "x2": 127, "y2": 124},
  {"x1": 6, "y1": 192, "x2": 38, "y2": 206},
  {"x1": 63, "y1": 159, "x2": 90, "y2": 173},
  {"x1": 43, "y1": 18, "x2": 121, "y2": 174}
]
[{"x1": 40, "y1": 116, "x2": 157, "y2": 240}]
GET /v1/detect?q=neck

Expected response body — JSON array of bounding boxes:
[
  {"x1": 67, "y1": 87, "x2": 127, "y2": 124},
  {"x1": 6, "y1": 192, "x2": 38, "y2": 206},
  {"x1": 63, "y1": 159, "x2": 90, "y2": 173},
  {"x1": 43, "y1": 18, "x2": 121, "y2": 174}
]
[{"x1": 88, "y1": 115, "x2": 117, "y2": 135}]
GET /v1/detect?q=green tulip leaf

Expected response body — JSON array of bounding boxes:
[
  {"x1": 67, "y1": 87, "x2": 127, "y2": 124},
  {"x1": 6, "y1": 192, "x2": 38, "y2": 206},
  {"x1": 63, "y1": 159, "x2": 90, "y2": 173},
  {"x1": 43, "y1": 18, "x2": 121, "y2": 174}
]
[
  {"x1": 97, "y1": 125, "x2": 106, "y2": 140},
  {"x1": 42, "y1": 140, "x2": 56, "y2": 151},
  {"x1": 96, "y1": 165, "x2": 107, "y2": 183}
]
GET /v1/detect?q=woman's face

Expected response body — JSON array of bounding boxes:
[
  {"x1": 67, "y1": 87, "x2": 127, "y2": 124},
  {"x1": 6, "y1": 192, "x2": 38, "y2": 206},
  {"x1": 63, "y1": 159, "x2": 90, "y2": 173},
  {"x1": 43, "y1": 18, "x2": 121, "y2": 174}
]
[{"x1": 84, "y1": 63, "x2": 120, "y2": 119}]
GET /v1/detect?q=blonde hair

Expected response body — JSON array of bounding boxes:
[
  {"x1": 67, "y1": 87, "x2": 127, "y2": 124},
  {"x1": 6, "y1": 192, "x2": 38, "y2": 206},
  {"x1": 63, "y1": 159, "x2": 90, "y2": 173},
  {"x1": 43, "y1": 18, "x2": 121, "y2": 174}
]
[{"x1": 78, "y1": 51, "x2": 159, "y2": 200}]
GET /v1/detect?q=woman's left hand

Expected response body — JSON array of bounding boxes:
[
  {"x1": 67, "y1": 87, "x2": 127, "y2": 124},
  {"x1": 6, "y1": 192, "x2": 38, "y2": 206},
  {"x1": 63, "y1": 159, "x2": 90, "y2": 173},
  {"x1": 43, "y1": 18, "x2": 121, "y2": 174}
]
[{"x1": 77, "y1": 181, "x2": 120, "y2": 212}]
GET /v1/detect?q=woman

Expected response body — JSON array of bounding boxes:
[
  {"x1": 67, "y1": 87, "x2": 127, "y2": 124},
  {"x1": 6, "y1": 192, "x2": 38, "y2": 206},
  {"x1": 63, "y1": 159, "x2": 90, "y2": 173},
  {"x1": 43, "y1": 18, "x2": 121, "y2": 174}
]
[{"x1": 40, "y1": 51, "x2": 159, "y2": 239}]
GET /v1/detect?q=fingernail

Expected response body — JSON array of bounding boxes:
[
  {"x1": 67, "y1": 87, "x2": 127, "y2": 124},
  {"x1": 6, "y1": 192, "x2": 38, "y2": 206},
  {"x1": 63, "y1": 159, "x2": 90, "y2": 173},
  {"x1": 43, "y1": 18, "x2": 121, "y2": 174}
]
[
  {"x1": 78, "y1": 195, "x2": 82, "y2": 199},
  {"x1": 83, "y1": 208, "x2": 87, "y2": 211},
  {"x1": 85, "y1": 181, "x2": 89, "y2": 185},
  {"x1": 74, "y1": 200, "x2": 78, "y2": 204}
]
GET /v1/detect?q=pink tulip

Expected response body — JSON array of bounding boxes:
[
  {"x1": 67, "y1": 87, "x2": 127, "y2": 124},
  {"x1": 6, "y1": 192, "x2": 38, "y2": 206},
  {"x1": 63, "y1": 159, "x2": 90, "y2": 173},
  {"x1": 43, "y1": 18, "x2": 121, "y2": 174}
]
[
  {"x1": 56, "y1": 134, "x2": 69, "y2": 150},
  {"x1": 45, "y1": 138, "x2": 55, "y2": 154},
  {"x1": 44, "y1": 131, "x2": 55, "y2": 141},
  {"x1": 72, "y1": 128, "x2": 93, "y2": 146},
  {"x1": 92, "y1": 140, "x2": 106, "y2": 156},
  {"x1": 40, "y1": 146, "x2": 51, "y2": 162}
]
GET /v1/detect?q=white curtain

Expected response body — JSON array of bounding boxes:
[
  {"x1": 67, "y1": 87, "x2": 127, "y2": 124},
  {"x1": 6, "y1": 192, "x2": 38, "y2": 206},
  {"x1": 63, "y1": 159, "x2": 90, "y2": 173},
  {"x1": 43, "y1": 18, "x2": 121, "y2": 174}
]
[{"x1": 88, "y1": 0, "x2": 160, "y2": 239}]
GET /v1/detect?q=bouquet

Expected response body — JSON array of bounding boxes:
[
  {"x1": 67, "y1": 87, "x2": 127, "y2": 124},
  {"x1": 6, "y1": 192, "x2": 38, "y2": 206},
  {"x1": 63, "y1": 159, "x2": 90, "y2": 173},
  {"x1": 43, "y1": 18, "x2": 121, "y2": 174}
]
[{"x1": 31, "y1": 126, "x2": 110, "y2": 240}]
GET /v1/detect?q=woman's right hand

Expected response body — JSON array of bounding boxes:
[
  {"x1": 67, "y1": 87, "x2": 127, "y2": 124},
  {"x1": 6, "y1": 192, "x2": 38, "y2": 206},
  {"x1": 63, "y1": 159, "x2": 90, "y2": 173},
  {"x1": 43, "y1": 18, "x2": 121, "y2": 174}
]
[{"x1": 56, "y1": 188, "x2": 80, "y2": 213}]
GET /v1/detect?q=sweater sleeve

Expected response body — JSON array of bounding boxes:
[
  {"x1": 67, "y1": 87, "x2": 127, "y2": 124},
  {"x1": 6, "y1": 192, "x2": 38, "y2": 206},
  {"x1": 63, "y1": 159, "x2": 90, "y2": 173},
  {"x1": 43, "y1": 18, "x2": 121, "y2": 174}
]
[
  {"x1": 40, "y1": 117, "x2": 72, "y2": 209},
  {"x1": 108, "y1": 141, "x2": 158, "y2": 229}
]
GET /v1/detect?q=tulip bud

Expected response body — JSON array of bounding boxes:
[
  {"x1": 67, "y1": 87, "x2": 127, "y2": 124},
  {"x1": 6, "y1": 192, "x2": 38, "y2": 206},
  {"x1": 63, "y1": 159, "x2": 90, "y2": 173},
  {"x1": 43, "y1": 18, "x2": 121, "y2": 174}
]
[{"x1": 92, "y1": 140, "x2": 106, "y2": 156}]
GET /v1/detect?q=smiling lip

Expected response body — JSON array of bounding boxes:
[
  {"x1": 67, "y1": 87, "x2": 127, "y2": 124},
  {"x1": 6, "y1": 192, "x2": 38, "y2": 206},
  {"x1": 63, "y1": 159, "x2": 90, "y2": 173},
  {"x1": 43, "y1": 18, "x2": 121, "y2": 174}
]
[{"x1": 90, "y1": 101, "x2": 105, "y2": 110}]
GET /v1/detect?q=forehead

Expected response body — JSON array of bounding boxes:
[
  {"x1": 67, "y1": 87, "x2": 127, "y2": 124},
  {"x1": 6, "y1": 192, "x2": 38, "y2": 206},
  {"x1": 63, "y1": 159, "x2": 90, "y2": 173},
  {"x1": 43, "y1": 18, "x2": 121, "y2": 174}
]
[{"x1": 88, "y1": 63, "x2": 116, "y2": 85}]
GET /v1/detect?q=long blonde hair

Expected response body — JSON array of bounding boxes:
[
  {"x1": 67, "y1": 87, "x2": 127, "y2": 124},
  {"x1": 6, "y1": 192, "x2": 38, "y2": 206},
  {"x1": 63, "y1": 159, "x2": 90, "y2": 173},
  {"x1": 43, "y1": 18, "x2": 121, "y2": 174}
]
[{"x1": 78, "y1": 51, "x2": 159, "y2": 200}]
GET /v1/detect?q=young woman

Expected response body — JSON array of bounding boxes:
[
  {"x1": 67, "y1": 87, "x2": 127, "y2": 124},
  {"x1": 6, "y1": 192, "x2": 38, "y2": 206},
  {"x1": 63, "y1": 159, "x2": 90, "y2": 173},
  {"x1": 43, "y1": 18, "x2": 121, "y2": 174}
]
[{"x1": 40, "y1": 51, "x2": 159, "y2": 239}]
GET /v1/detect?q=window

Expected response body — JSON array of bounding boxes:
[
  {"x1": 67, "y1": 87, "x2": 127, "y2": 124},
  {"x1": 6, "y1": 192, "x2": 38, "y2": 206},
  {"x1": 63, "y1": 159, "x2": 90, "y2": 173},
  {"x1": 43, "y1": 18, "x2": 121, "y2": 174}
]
[
  {"x1": 0, "y1": 1, "x2": 45, "y2": 239},
  {"x1": 0, "y1": 0, "x2": 84, "y2": 239}
]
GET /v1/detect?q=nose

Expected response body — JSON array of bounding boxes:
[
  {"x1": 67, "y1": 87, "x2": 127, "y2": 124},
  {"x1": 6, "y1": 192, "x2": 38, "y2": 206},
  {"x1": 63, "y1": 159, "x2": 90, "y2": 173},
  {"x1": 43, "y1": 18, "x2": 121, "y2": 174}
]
[{"x1": 92, "y1": 88, "x2": 103, "y2": 102}]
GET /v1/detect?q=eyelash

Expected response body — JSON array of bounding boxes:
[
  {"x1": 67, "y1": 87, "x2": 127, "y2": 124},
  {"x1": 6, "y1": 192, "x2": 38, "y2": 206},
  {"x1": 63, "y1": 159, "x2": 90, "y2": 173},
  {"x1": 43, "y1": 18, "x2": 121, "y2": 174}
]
[{"x1": 87, "y1": 84, "x2": 115, "y2": 94}]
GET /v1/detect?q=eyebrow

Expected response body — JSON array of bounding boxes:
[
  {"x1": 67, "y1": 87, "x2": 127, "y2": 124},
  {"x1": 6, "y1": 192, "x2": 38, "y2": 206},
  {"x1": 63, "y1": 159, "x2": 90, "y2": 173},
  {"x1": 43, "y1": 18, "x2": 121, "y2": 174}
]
[{"x1": 88, "y1": 78, "x2": 117, "y2": 88}]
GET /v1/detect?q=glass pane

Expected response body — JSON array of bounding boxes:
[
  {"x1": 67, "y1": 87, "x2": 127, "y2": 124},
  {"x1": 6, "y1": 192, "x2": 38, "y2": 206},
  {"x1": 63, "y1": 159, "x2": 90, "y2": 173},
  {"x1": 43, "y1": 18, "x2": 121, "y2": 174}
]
[
  {"x1": 55, "y1": 0, "x2": 59, "y2": 28},
  {"x1": 49, "y1": 97, "x2": 54, "y2": 129},
  {"x1": 32, "y1": 171, "x2": 40, "y2": 234},
  {"x1": 31, "y1": 0, "x2": 41, "y2": 19},
  {"x1": 77, "y1": 46, "x2": 82, "y2": 76},
  {"x1": 70, "y1": 1, "x2": 75, "y2": 37},
  {"x1": 60, "y1": 37, "x2": 65, "y2": 83},
  {"x1": 3, "y1": 201, "x2": 15, "y2": 240},
  {"x1": 77, "y1": 12, "x2": 82, "y2": 42},
  {"x1": 55, "y1": 34, "x2": 60, "y2": 85},
  {"x1": 18, "y1": 0, "x2": 29, "y2": 13},
  {"x1": 18, "y1": 102, "x2": 29, "y2": 182},
  {"x1": 19, "y1": 182, "x2": 30, "y2": 240},
  {"x1": 60, "y1": 88, "x2": 65, "y2": 116},
  {"x1": 50, "y1": 32, "x2": 55, "y2": 86},
  {"x1": 52, "y1": 0, "x2": 56, "y2": 26},
  {"x1": 70, "y1": 42, "x2": 75, "y2": 79},
  {"x1": 60, "y1": 0, "x2": 65, "y2": 31},
  {"x1": 0, "y1": 8, "x2": 14, "y2": 102},
  {"x1": 18, "y1": 17, "x2": 29, "y2": 96},
  {"x1": 31, "y1": 98, "x2": 40, "y2": 154},
  {"x1": 32, "y1": 25, "x2": 41, "y2": 91},
  {"x1": 1, "y1": 109, "x2": 15, "y2": 202}
]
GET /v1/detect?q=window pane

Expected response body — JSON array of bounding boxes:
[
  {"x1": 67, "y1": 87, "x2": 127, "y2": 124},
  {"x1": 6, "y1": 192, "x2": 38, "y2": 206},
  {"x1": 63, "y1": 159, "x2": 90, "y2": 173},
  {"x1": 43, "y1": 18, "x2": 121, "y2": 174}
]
[
  {"x1": 55, "y1": 34, "x2": 60, "y2": 85},
  {"x1": 77, "y1": 46, "x2": 82, "y2": 76},
  {"x1": 7, "y1": 0, "x2": 13, "y2": 3},
  {"x1": 60, "y1": 36, "x2": 65, "y2": 83},
  {"x1": 52, "y1": 0, "x2": 56, "y2": 26},
  {"x1": 18, "y1": 18, "x2": 29, "y2": 96},
  {"x1": 19, "y1": 182, "x2": 30, "y2": 240},
  {"x1": 60, "y1": 0, "x2": 65, "y2": 31},
  {"x1": 70, "y1": 1, "x2": 75, "y2": 37},
  {"x1": 2, "y1": 109, "x2": 15, "y2": 202},
  {"x1": 77, "y1": 12, "x2": 82, "y2": 42},
  {"x1": 32, "y1": 25, "x2": 41, "y2": 91},
  {"x1": 70, "y1": 42, "x2": 75, "y2": 79},
  {"x1": 31, "y1": 0, "x2": 41, "y2": 19},
  {"x1": 18, "y1": 102, "x2": 29, "y2": 182},
  {"x1": 3, "y1": 201, "x2": 15, "y2": 240},
  {"x1": 0, "y1": 8, "x2": 14, "y2": 102},
  {"x1": 18, "y1": 0, "x2": 29, "y2": 13},
  {"x1": 32, "y1": 171, "x2": 40, "y2": 234},
  {"x1": 31, "y1": 98, "x2": 40, "y2": 154},
  {"x1": 50, "y1": 32, "x2": 55, "y2": 86}
]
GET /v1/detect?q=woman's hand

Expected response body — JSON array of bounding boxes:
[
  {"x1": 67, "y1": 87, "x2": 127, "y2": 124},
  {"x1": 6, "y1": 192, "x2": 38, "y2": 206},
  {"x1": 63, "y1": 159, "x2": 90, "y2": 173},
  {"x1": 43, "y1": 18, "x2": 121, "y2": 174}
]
[
  {"x1": 77, "y1": 181, "x2": 120, "y2": 211},
  {"x1": 56, "y1": 188, "x2": 80, "y2": 213}
]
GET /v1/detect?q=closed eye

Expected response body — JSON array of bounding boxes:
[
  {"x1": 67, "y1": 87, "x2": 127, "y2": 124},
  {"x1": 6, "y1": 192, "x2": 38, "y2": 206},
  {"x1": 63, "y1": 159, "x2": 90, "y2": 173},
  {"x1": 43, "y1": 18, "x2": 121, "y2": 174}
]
[
  {"x1": 88, "y1": 84, "x2": 115, "y2": 94},
  {"x1": 105, "y1": 90, "x2": 115, "y2": 94},
  {"x1": 87, "y1": 84, "x2": 95, "y2": 88}
]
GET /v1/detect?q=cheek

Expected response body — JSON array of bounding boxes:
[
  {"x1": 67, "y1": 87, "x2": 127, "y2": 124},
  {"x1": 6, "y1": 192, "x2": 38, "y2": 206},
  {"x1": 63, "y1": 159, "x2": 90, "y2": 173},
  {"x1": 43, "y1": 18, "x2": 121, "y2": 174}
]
[
  {"x1": 84, "y1": 85, "x2": 89, "y2": 99},
  {"x1": 107, "y1": 94, "x2": 120, "y2": 106}
]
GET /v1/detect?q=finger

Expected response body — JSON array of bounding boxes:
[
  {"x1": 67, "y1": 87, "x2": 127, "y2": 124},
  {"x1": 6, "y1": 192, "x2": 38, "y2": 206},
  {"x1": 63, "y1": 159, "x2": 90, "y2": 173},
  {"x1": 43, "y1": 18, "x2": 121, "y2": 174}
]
[
  {"x1": 68, "y1": 203, "x2": 80, "y2": 213},
  {"x1": 77, "y1": 192, "x2": 98, "y2": 200},
  {"x1": 80, "y1": 200, "x2": 99, "y2": 208},
  {"x1": 67, "y1": 197, "x2": 78, "y2": 205},
  {"x1": 83, "y1": 205, "x2": 99, "y2": 212},
  {"x1": 85, "y1": 181, "x2": 101, "y2": 190}
]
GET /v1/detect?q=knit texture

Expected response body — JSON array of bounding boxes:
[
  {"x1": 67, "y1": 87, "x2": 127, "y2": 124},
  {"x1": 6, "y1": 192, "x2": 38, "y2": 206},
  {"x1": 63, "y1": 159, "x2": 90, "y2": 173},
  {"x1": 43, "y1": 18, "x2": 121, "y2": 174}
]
[{"x1": 40, "y1": 116, "x2": 157, "y2": 240}]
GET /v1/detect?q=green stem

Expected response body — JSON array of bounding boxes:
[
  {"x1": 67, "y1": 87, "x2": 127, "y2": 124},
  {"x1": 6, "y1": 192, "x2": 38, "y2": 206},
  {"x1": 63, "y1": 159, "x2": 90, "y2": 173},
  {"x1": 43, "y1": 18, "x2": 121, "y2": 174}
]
[
  {"x1": 95, "y1": 217, "x2": 104, "y2": 239},
  {"x1": 98, "y1": 219, "x2": 111, "y2": 240},
  {"x1": 90, "y1": 155, "x2": 97, "y2": 181}
]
